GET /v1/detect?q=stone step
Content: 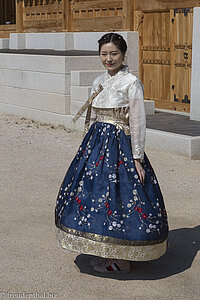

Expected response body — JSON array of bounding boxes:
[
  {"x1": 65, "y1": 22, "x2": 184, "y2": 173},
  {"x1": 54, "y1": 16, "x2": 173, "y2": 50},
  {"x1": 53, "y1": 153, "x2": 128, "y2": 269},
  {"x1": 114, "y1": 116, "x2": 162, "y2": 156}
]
[
  {"x1": 71, "y1": 70, "x2": 104, "y2": 86},
  {"x1": 0, "y1": 54, "x2": 102, "y2": 73},
  {"x1": 0, "y1": 68, "x2": 71, "y2": 94},
  {"x1": 0, "y1": 86, "x2": 70, "y2": 114}
]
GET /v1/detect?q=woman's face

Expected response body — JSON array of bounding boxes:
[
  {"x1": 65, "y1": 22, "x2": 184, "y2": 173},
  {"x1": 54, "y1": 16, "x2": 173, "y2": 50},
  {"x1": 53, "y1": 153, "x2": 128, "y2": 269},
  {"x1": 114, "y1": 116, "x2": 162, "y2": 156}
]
[{"x1": 99, "y1": 42, "x2": 124, "y2": 76}]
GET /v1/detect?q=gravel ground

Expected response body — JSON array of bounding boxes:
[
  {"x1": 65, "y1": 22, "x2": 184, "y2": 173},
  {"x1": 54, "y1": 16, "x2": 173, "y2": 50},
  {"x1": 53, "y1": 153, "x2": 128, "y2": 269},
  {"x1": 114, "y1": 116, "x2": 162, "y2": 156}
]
[{"x1": 0, "y1": 113, "x2": 199, "y2": 300}]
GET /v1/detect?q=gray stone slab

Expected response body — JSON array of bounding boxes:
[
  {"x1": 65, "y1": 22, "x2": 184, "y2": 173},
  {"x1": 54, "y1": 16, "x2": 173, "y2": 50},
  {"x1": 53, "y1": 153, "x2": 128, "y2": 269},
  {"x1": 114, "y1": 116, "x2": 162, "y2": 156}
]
[
  {"x1": 9, "y1": 33, "x2": 26, "y2": 49},
  {"x1": 0, "y1": 38, "x2": 9, "y2": 49}
]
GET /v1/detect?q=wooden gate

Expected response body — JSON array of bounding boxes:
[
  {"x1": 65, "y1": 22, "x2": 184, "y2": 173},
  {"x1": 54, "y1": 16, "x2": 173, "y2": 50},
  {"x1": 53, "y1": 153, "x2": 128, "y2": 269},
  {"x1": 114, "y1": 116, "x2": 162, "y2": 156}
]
[
  {"x1": 170, "y1": 8, "x2": 193, "y2": 112},
  {"x1": 140, "y1": 8, "x2": 193, "y2": 112}
]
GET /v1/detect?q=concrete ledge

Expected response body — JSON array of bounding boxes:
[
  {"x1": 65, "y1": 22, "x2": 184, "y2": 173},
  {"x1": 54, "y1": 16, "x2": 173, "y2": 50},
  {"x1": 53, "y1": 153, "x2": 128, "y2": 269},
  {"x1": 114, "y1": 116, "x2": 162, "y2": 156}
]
[
  {"x1": 146, "y1": 128, "x2": 200, "y2": 160},
  {"x1": 0, "y1": 38, "x2": 9, "y2": 49}
]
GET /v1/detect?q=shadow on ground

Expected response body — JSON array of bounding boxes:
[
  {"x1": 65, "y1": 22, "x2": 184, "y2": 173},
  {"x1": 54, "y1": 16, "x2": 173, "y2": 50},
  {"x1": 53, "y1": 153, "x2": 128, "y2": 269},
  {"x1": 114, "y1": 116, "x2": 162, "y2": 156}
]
[{"x1": 74, "y1": 226, "x2": 200, "y2": 280}]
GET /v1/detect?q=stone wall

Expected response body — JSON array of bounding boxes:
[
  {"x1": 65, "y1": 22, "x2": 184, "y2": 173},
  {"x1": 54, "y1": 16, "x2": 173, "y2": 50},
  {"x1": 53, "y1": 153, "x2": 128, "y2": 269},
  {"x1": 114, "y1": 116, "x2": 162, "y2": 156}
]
[{"x1": 0, "y1": 31, "x2": 145, "y2": 131}]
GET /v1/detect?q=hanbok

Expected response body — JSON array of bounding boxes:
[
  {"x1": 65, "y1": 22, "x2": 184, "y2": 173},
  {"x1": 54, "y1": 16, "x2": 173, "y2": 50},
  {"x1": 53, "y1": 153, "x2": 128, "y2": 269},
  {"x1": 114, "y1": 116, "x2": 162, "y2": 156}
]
[{"x1": 55, "y1": 66, "x2": 168, "y2": 261}]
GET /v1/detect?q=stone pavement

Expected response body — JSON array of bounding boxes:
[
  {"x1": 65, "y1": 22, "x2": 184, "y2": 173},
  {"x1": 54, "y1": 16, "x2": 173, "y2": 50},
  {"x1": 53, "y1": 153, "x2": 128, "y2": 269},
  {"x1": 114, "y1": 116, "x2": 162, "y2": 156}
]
[{"x1": 0, "y1": 113, "x2": 199, "y2": 300}]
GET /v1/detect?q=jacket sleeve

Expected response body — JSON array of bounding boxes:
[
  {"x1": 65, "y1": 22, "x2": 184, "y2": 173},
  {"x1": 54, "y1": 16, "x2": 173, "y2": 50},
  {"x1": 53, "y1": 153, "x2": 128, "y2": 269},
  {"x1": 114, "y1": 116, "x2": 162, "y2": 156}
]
[{"x1": 128, "y1": 80, "x2": 146, "y2": 161}]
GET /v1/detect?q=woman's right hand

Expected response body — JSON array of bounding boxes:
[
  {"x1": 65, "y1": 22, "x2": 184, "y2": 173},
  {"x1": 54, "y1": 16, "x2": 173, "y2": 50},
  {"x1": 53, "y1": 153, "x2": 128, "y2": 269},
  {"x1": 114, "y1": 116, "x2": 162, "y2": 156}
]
[{"x1": 134, "y1": 159, "x2": 145, "y2": 184}]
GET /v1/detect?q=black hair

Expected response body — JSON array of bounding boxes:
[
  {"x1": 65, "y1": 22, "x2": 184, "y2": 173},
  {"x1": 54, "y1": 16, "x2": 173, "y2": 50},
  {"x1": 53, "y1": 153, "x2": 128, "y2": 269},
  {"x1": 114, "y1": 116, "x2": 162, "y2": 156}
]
[{"x1": 98, "y1": 33, "x2": 127, "y2": 54}]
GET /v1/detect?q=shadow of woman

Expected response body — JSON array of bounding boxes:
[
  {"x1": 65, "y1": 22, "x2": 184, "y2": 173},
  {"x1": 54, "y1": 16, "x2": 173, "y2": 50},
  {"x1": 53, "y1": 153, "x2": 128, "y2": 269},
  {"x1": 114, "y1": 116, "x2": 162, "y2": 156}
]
[{"x1": 74, "y1": 225, "x2": 200, "y2": 280}]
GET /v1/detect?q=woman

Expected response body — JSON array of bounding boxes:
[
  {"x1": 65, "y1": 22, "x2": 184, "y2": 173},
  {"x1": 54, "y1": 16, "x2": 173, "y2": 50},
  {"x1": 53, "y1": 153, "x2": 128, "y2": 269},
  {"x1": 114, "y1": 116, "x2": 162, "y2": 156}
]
[{"x1": 55, "y1": 33, "x2": 168, "y2": 273}]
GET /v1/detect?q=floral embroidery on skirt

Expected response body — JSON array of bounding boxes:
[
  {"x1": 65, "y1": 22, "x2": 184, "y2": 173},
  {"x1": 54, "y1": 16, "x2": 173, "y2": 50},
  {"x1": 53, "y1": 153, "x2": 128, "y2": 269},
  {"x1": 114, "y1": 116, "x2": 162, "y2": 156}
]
[{"x1": 55, "y1": 122, "x2": 168, "y2": 261}]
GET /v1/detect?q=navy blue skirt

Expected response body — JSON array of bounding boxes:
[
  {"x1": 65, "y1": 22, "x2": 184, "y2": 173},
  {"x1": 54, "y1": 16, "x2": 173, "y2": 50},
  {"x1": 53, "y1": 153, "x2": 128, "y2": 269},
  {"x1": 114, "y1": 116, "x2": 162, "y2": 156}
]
[{"x1": 55, "y1": 122, "x2": 168, "y2": 261}]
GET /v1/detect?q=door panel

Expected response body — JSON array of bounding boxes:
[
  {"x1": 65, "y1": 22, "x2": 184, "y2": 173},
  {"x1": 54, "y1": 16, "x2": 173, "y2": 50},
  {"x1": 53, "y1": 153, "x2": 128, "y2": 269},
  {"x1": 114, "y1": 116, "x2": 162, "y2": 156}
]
[
  {"x1": 171, "y1": 8, "x2": 193, "y2": 111},
  {"x1": 141, "y1": 9, "x2": 193, "y2": 112}
]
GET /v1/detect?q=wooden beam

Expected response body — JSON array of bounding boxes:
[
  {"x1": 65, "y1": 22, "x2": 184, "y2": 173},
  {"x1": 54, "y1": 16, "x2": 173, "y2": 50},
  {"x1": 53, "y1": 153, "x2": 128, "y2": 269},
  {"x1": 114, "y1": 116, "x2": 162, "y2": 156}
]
[
  {"x1": 16, "y1": 0, "x2": 24, "y2": 32},
  {"x1": 62, "y1": 0, "x2": 72, "y2": 32},
  {"x1": 122, "y1": 0, "x2": 134, "y2": 30}
]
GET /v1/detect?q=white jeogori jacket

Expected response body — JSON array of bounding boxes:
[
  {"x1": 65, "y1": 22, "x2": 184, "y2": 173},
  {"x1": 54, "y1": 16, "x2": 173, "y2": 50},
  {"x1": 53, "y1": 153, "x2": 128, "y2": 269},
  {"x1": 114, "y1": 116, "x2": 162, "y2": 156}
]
[{"x1": 88, "y1": 65, "x2": 146, "y2": 161}]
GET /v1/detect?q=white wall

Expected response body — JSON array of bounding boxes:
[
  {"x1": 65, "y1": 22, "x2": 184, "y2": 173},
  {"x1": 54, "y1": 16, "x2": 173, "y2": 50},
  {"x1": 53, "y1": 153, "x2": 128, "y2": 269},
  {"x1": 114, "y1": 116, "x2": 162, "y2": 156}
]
[{"x1": 191, "y1": 7, "x2": 200, "y2": 121}]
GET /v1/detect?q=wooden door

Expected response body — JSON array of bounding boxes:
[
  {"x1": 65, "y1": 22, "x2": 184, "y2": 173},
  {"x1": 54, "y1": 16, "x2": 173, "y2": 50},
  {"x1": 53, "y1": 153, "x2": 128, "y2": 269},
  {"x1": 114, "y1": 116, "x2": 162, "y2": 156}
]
[
  {"x1": 170, "y1": 8, "x2": 193, "y2": 112},
  {"x1": 141, "y1": 11, "x2": 171, "y2": 108},
  {"x1": 140, "y1": 9, "x2": 193, "y2": 112}
]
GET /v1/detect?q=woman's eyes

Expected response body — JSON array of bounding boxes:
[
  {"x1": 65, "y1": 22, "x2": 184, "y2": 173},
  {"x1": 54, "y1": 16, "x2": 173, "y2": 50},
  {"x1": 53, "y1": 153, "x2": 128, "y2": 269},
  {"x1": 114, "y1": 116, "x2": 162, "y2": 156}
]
[{"x1": 101, "y1": 53, "x2": 119, "y2": 56}]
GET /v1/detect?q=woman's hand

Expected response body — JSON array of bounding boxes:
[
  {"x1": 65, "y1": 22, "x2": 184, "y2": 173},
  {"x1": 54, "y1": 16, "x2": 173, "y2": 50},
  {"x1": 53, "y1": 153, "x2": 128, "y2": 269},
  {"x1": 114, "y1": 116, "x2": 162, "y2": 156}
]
[{"x1": 134, "y1": 159, "x2": 145, "y2": 184}]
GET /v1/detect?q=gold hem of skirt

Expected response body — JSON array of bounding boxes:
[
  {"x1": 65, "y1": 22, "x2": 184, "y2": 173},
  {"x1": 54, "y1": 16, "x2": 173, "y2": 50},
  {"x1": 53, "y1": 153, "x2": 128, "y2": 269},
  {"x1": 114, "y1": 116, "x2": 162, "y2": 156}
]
[{"x1": 56, "y1": 227, "x2": 167, "y2": 261}]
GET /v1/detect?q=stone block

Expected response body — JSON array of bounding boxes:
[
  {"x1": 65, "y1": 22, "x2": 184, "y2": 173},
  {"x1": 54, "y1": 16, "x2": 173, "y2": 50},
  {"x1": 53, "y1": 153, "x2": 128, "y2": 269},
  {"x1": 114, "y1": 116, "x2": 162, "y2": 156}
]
[
  {"x1": 0, "y1": 38, "x2": 9, "y2": 49},
  {"x1": 144, "y1": 100, "x2": 155, "y2": 115},
  {"x1": 0, "y1": 86, "x2": 70, "y2": 114},
  {"x1": 65, "y1": 56, "x2": 103, "y2": 73},
  {"x1": 146, "y1": 129, "x2": 194, "y2": 158},
  {"x1": 0, "y1": 69, "x2": 70, "y2": 94},
  {"x1": 71, "y1": 70, "x2": 105, "y2": 86},
  {"x1": 70, "y1": 100, "x2": 86, "y2": 116},
  {"x1": 54, "y1": 33, "x2": 74, "y2": 51},
  {"x1": 0, "y1": 54, "x2": 66, "y2": 74},
  {"x1": 126, "y1": 32, "x2": 139, "y2": 74},
  {"x1": 70, "y1": 86, "x2": 92, "y2": 101},
  {"x1": 25, "y1": 32, "x2": 74, "y2": 51},
  {"x1": 9, "y1": 33, "x2": 26, "y2": 49},
  {"x1": 190, "y1": 136, "x2": 200, "y2": 160}
]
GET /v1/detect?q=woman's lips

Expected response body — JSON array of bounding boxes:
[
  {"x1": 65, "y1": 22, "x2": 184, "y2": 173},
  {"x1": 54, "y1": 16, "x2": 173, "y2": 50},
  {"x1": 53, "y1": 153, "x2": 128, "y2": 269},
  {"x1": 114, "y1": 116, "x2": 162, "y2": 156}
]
[{"x1": 106, "y1": 64, "x2": 114, "y2": 67}]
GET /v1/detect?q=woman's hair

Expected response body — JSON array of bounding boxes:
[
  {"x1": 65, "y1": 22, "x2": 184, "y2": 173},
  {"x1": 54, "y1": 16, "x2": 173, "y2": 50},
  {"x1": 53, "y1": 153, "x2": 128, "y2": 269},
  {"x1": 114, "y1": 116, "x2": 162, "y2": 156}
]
[{"x1": 98, "y1": 33, "x2": 127, "y2": 54}]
